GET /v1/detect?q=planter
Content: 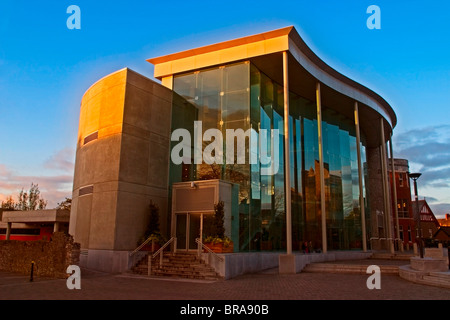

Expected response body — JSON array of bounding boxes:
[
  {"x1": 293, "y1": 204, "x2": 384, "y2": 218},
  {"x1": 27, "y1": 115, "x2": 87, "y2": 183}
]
[
  {"x1": 204, "y1": 242, "x2": 234, "y2": 253},
  {"x1": 261, "y1": 241, "x2": 272, "y2": 251},
  {"x1": 142, "y1": 242, "x2": 161, "y2": 252}
]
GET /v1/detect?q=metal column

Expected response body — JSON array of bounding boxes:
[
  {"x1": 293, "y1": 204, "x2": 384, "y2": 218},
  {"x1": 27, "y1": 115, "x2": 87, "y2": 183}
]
[
  {"x1": 283, "y1": 51, "x2": 292, "y2": 255},
  {"x1": 354, "y1": 102, "x2": 367, "y2": 252},
  {"x1": 389, "y1": 136, "x2": 402, "y2": 252},
  {"x1": 316, "y1": 82, "x2": 327, "y2": 254},
  {"x1": 380, "y1": 118, "x2": 394, "y2": 253}
]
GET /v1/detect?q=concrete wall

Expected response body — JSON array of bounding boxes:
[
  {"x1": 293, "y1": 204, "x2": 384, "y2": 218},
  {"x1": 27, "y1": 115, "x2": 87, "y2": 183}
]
[
  {"x1": 70, "y1": 68, "x2": 173, "y2": 272},
  {"x1": 366, "y1": 146, "x2": 389, "y2": 250},
  {"x1": 203, "y1": 251, "x2": 373, "y2": 280}
]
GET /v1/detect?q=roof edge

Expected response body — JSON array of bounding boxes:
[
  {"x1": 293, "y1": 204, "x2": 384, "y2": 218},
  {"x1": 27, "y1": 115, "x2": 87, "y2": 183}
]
[{"x1": 147, "y1": 26, "x2": 294, "y2": 65}]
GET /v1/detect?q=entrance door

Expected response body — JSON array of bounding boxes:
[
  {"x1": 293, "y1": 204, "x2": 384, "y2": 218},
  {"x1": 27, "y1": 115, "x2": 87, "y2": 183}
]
[{"x1": 175, "y1": 213, "x2": 203, "y2": 251}]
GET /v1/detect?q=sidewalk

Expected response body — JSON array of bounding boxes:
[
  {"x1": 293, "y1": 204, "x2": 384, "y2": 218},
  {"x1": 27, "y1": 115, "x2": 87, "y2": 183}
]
[{"x1": 0, "y1": 265, "x2": 449, "y2": 301}]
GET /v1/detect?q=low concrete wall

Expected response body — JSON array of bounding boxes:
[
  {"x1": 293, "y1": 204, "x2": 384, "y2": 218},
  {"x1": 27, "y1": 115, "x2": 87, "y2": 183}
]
[
  {"x1": 293, "y1": 251, "x2": 373, "y2": 273},
  {"x1": 204, "y1": 251, "x2": 373, "y2": 280},
  {"x1": 79, "y1": 249, "x2": 130, "y2": 273},
  {"x1": 0, "y1": 232, "x2": 80, "y2": 278}
]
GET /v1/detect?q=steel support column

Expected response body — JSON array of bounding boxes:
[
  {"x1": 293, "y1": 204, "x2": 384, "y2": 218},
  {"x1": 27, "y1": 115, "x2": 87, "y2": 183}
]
[
  {"x1": 354, "y1": 102, "x2": 367, "y2": 252},
  {"x1": 316, "y1": 82, "x2": 327, "y2": 254},
  {"x1": 389, "y1": 136, "x2": 403, "y2": 252},
  {"x1": 380, "y1": 118, "x2": 394, "y2": 253},
  {"x1": 283, "y1": 51, "x2": 292, "y2": 255}
]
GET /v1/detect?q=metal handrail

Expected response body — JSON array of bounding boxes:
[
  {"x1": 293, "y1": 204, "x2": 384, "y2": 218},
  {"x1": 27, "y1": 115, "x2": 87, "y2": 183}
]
[
  {"x1": 129, "y1": 235, "x2": 155, "y2": 257},
  {"x1": 195, "y1": 238, "x2": 224, "y2": 262},
  {"x1": 152, "y1": 237, "x2": 176, "y2": 259},
  {"x1": 146, "y1": 237, "x2": 177, "y2": 276}
]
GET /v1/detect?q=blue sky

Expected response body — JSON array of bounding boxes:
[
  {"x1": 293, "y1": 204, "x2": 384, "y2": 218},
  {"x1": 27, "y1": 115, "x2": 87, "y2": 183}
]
[{"x1": 1, "y1": 1, "x2": 449, "y2": 218}]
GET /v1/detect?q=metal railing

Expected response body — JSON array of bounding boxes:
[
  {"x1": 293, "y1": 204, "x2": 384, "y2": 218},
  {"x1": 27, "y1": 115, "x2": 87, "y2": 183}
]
[
  {"x1": 147, "y1": 237, "x2": 177, "y2": 276},
  {"x1": 129, "y1": 236, "x2": 177, "y2": 276},
  {"x1": 129, "y1": 236, "x2": 156, "y2": 257},
  {"x1": 195, "y1": 238, "x2": 224, "y2": 262},
  {"x1": 129, "y1": 236, "x2": 156, "y2": 269}
]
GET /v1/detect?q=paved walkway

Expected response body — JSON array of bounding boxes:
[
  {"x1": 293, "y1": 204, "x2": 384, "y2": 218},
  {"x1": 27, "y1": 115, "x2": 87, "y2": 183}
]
[{"x1": 0, "y1": 265, "x2": 449, "y2": 301}]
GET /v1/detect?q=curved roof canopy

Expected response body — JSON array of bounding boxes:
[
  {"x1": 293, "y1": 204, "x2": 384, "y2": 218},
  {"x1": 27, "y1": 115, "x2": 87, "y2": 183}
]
[{"x1": 148, "y1": 26, "x2": 396, "y2": 147}]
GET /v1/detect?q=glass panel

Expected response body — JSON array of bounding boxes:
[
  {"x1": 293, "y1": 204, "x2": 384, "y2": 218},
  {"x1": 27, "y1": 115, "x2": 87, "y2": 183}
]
[
  {"x1": 258, "y1": 106, "x2": 272, "y2": 251},
  {"x1": 176, "y1": 214, "x2": 187, "y2": 250},
  {"x1": 173, "y1": 62, "x2": 250, "y2": 252},
  {"x1": 273, "y1": 109, "x2": 285, "y2": 251},
  {"x1": 171, "y1": 62, "x2": 371, "y2": 253},
  {"x1": 189, "y1": 214, "x2": 201, "y2": 250}
]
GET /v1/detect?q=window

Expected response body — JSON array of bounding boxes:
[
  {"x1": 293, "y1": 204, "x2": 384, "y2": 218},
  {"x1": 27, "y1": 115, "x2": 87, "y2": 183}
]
[
  {"x1": 79, "y1": 185, "x2": 94, "y2": 196},
  {"x1": 397, "y1": 199, "x2": 408, "y2": 218},
  {"x1": 398, "y1": 173, "x2": 403, "y2": 187},
  {"x1": 83, "y1": 131, "x2": 98, "y2": 145}
]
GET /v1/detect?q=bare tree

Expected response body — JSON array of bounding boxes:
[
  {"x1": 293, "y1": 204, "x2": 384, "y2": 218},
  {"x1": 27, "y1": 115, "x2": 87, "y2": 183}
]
[{"x1": 2, "y1": 183, "x2": 48, "y2": 211}]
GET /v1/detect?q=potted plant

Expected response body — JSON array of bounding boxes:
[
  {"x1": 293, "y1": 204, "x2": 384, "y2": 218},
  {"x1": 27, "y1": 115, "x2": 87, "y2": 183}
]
[
  {"x1": 203, "y1": 201, "x2": 234, "y2": 253},
  {"x1": 139, "y1": 201, "x2": 166, "y2": 252}
]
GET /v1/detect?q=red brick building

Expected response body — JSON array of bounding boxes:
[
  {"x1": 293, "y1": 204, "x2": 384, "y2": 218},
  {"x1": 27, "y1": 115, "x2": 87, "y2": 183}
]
[
  {"x1": 412, "y1": 199, "x2": 440, "y2": 242},
  {"x1": 389, "y1": 159, "x2": 416, "y2": 249}
]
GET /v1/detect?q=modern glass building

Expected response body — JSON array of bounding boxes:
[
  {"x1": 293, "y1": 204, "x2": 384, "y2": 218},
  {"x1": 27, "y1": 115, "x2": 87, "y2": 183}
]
[
  {"x1": 70, "y1": 26, "x2": 397, "y2": 273},
  {"x1": 148, "y1": 26, "x2": 396, "y2": 254},
  {"x1": 167, "y1": 61, "x2": 366, "y2": 252}
]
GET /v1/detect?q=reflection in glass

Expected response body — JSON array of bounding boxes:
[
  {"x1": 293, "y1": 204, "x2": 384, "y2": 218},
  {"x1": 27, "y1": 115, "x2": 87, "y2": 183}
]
[{"x1": 171, "y1": 62, "x2": 369, "y2": 252}]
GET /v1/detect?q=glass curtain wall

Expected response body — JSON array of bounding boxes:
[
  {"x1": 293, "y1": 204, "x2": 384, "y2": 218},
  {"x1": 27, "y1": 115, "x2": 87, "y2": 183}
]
[
  {"x1": 171, "y1": 61, "x2": 368, "y2": 252},
  {"x1": 171, "y1": 62, "x2": 251, "y2": 251}
]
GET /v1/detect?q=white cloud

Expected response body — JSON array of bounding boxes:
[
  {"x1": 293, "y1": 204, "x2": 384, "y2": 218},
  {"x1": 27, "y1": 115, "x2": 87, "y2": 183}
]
[
  {"x1": 44, "y1": 147, "x2": 75, "y2": 173},
  {"x1": 0, "y1": 148, "x2": 74, "y2": 208},
  {"x1": 394, "y1": 124, "x2": 450, "y2": 218}
]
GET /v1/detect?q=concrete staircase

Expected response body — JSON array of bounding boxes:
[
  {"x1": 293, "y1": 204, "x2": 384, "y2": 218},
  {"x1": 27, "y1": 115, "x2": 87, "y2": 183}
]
[
  {"x1": 302, "y1": 251, "x2": 450, "y2": 290},
  {"x1": 369, "y1": 252, "x2": 414, "y2": 261},
  {"x1": 303, "y1": 262, "x2": 399, "y2": 275},
  {"x1": 131, "y1": 251, "x2": 222, "y2": 281},
  {"x1": 302, "y1": 252, "x2": 409, "y2": 275},
  {"x1": 418, "y1": 272, "x2": 450, "y2": 289}
]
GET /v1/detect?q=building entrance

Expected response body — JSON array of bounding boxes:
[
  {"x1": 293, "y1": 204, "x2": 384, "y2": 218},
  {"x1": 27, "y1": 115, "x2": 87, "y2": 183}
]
[
  {"x1": 171, "y1": 180, "x2": 238, "y2": 251},
  {"x1": 175, "y1": 213, "x2": 204, "y2": 251}
]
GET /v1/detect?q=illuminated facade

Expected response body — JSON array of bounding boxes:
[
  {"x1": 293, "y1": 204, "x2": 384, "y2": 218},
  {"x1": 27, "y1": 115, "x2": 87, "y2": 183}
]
[
  {"x1": 70, "y1": 26, "x2": 398, "y2": 273},
  {"x1": 169, "y1": 62, "x2": 368, "y2": 252}
]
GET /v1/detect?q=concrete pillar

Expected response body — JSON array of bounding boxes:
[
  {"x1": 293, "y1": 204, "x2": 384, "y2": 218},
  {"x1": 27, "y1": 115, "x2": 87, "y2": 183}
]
[
  {"x1": 6, "y1": 222, "x2": 12, "y2": 240},
  {"x1": 366, "y1": 146, "x2": 384, "y2": 250},
  {"x1": 53, "y1": 221, "x2": 60, "y2": 233},
  {"x1": 316, "y1": 82, "x2": 327, "y2": 254},
  {"x1": 354, "y1": 102, "x2": 367, "y2": 252}
]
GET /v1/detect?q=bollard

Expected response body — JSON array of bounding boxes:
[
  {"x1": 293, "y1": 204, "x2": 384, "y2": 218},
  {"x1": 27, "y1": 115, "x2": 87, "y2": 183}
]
[
  {"x1": 447, "y1": 246, "x2": 450, "y2": 270},
  {"x1": 30, "y1": 261, "x2": 35, "y2": 282}
]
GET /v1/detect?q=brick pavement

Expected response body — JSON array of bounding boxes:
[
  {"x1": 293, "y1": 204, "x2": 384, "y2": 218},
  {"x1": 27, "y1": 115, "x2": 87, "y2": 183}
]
[
  {"x1": 1, "y1": 267, "x2": 449, "y2": 319},
  {"x1": 0, "y1": 266, "x2": 449, "y2": 301}
]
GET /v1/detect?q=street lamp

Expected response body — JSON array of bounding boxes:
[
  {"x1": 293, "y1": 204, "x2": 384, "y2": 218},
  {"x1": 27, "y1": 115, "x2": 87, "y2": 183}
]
[{"x1": 409, "y1": 172, "x2": 423, "y2": 258}]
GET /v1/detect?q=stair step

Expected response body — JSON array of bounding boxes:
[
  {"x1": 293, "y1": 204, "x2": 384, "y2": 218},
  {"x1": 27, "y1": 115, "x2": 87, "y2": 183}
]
[
  {"x1": 418, "y1": 275, "x2": 450, "y2": 289},
  {"x1": 303, "y1": 263, "x2": 399, "y2": 275},
  {"x1": 428, "y1": 272, "x2": 450, "y2": 280},
  {"x1": 130, "y1": 252, "x2": 222, "y2": 280},
  {"x1": 370, "y1": 253, "x2": 413, "y2": 261}
]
